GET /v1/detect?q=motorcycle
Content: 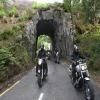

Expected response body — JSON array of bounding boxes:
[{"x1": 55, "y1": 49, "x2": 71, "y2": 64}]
[
  {"x1": 37, "y1": 58, "x2": 47, "y2": 88},
  {"x1": 69, "y1": 59, "x2": 94, "y2": 100}
]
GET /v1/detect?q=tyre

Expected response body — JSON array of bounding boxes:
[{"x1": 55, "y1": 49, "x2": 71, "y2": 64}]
[
  {"x1": 43, "y1": 75, "x2": 46, "y2": 82},
  {"x1": 84, "y1": 81, "x2": 94, "y2": 100},
  {"x1": 57, "y1": 61, "x2": 60, "y2": 64},
  {"x1": 38, "y1": 77, "x2": 42, "y2": 88}
]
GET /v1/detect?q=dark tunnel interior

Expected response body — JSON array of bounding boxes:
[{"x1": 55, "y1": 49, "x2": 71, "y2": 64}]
[
  {"x1": 36, "y1": 19, "x2": 57, "y2": 37},
  {"x1": 36, "y1": 19, "x2": 58, "y2": 50}
]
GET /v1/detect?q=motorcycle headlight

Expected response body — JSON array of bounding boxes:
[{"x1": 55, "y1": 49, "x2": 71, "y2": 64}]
[
  {"x1": 38, "y1": 59, "x2": 42, "y2": 65},
  {"x1": 81, "y1": 63, "x2": 87, "y2": 70},
  {"x1": 81, "y1": 66, "x2": 85, "y2": 70}
]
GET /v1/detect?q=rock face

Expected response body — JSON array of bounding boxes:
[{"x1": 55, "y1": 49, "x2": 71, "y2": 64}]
[{"x1": 23, "y1": 9, "x2": 75, "y2": 60}]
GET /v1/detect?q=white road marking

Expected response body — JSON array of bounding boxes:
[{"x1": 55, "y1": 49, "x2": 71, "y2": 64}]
[
  {"x1": 0, "y1": 81, "x2": 20, "y2": 97},
  {"x1": 38, "y1": 93, "x2": 44, "y2": 100},
  {"x1": 0, "y1": 67, "x2": 36, "y2": 97}
]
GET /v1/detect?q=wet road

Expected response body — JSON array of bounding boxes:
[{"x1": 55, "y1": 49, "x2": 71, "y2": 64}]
[{"x1": 0, "y1": 61, "x2": 99, "y2": 100}]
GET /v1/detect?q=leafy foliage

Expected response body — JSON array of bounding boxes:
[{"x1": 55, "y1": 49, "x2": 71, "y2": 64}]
[
  {"x1": 76, "y1": 25, "x2": 100, "y2": 71},
  {"x1": 64, "y1": 0, "x2": 100, "y2": 23},
  {"x1": 0, "y1": 48, "x2": 18, "y2": 82},
  {"x1": 0, "y1": 24, "x2": 31, "y2": 82},
  {"x1": 64, "y1": 0, "x2": 82, "y2": 12},
  {"x1": 37, "y1": 35, "x2": 52, "y2": 50},
  {"x1": 0, "y1": 0, "x2": 10, "y2": 3},
  {"x1": 0, "y1": 24, "x2": 23, "y2": 40},
  {"x1": 0, "y1": 3, "x2": 6, "y2": 18},
  {"x1": 8, "y1": 6, "x2": 18, "y2": 17},
  {"x1": 32, "y1": 2, "x2": 49, "y2": 9},
  {"x1": 0, "y1": 29, "x2": 14, "y2": 40}
]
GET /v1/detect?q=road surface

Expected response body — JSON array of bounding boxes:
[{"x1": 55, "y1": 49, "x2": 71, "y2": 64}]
[{"x1": 0, "y1": 61, "x2": 100, "y2": 100}]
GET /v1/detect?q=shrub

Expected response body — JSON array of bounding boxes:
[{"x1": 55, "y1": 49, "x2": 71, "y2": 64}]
[
  {"x1": 0, "y1": 9, "x2": 6, "y2": 18},
  {"x1": 0, "y1": 48, "x2": 19, "y2": 82},
  {"x1": 32, "y1": 2, "x2": 49, "y2": 9},
  {"x1": 18, "y1": 15, "x2": 29, "y2": 22},
  {"x1": 0, "y1": 29, "x2": 14, "y2": 40},
  {"x1": 12, "y1": 25, "x2": 21, "y2": 32},
  {"x1": 0, "y1": 3, "x2": 6, "y2": 18},
  {"x1": 9, "y1": 43, "x2": 31, "y2": 70},
  {"x1": 7, "y1": 6, "x2": 19, "y2": 17},
  {"x1": 76, "y1": 25, "x2": 100, "y2": 71},
  {"x1": 0, "y1": 25, "x2": 24, "y2": 40}
]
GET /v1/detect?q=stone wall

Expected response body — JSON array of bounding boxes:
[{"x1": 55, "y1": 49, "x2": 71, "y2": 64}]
[{"x1": 23, "y1": 9, "x2": 75, "y2": 60}]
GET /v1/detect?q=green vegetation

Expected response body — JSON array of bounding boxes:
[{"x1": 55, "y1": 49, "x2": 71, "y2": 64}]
[
  {"x1": 0, "y1": 2, "x2": 34, "y2": 23},
  {"x1": 0, "y1": 48, "x2": 17, "y2": 82},
  {"x1": 0, "y1": 1, "x2": 48, "y2": 83},
  {"x1": 8, "y1": 6, "x2": 18, "y2": 17},
  {"x1": 75, "y1": 25, "x2": 100, "y2": 72},
  {"x1": 64, "y1": 0, "x2": 100, "y2": 23},
  {"x1": 0, "y1": 3, "x2": 18, "y2": 18},
  {"x1": 32, "y1": 2, "x2": 64, "y2": 10},
  {"x1": 37, "y1": 35, "x2": 52, "y2": 50},
  {"x1": 0, "y1": 0, "x2": 99, "y2": 83},
  {"x1": 0, "y1": 1, "x2": 53, "y2": 82},
  {"x1": 0, "y1": 3, "x2": 6, "y2": 18},
  {"x1": 18, "y1": 8, "x2": 34, "y2": 22},
  {"x1": 32, "y1": 2, "x2": 49, "y2": 9},
  {"x1": 64, "y1": 0, "x2": 100, "y2": 72},
  {"x1": 0, "y1": 24, "x2": 31, "y2": 83}
]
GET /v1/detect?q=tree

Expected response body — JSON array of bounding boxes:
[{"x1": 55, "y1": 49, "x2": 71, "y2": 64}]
[
  {"x1": 64, "y1": 0, "x2": 82, "y2": 24},
  {"x1": 64, "y1": 0, "x2": 71, "y2": 12},
  {"x1": 64, "y1": 0, "x2": 100, "y2": 24},
  {"x1": 82, "y1": 0, "x2": 95, "y2": 23},
  {"x1": 64, "y1": 0, "x2": 82, "y2": 12}
]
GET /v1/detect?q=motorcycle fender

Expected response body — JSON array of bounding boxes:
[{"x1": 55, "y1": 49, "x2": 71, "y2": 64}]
[{"x1": 84, "y1": 77, "x2": 90, "y2": 81}]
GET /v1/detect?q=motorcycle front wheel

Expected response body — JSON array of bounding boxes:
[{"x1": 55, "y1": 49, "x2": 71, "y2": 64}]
[
  {"x1": 84, "y1": 81, "x2": 94, "y2": 100},
  {"x1": 38, "y1": 77, "x2": 42, "y2": 88}
]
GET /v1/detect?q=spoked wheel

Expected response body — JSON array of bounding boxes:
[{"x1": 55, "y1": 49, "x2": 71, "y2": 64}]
[{"x1": 84, "y1": 81, "x2": 94, "y2": 100}]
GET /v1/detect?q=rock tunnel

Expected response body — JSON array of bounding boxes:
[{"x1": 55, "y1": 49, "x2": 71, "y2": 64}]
[
  {"x1": 36, "y1": 19, "x2": 57, "y2": 51},
  {"x1": 23, "y1": 9, "x2": 75, "y2": 61}
]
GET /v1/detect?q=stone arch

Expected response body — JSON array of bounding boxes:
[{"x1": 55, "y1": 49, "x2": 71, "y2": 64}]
[
  {"x1": 36, "y1": 19, "x2": 58, "y2": 52},
  {"x1": 23, "y1": 9, "x2": 75, "y2": 61}
]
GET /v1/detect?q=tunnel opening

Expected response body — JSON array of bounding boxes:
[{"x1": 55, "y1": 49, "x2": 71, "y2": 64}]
[
  {"x1": 37, "y1": 35, "x2": 52, "y2": 51},
  {"x1": 24, "y1": 9, "x2": 74, "y2": 61},
  {"x1": 36, "y1": 19, "x2": 58, "y2": 54}
]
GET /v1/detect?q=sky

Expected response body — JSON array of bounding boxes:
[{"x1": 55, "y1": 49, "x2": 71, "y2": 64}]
[
  {"x1": 34, "y1": 0, "x2": 63, "y2": 3},
  {"x1": 9, "y1": 0, "x2": 63, "y2": 6},
  {"x1": 16, "y1": 0, "x2": 63, "y2": 4}
]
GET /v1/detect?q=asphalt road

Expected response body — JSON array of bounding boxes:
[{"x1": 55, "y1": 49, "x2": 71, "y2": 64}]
[{"x1": 0, "y1": 61, "x2": 100, "y2": 100}]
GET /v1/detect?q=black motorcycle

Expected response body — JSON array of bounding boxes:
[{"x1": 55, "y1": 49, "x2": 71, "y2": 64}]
[
  {"x1": 69, "y1": 59, "x2": 94, "y2": 100},
  {"x1": 37, "y1": 58, "x2": 47, "y2": 88}
]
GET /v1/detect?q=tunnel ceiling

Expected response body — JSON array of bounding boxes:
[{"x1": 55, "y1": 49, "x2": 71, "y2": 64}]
[
  {"x1": 24, "y1": 9, "x2": 75, "y2": 60},
  {"x1": 36, "y1": 19, "x2": 57, "y2": 37}
]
